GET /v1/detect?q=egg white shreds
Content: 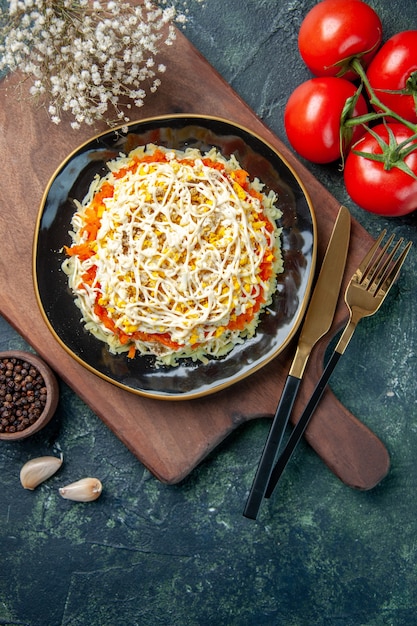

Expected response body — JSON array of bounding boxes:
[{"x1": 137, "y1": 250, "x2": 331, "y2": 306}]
[{"x1": 62, "y1": 144, "x2": 283, "y2": 366}]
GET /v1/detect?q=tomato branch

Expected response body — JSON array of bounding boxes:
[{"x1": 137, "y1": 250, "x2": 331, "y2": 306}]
[{"x1": 350, "y1": 57, "x2": 417, "y2": 133}]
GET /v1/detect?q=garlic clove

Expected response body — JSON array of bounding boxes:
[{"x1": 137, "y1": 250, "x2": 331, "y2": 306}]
[
  {"x1": 20, "y1": 454, "x2": 63, "y2": 490},
  {"x1": 59, "y1": 477, "x2": 102, "y2": 502}
]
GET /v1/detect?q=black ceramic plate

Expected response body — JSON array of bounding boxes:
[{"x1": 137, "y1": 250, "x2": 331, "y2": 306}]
[{"x1": 33, "y1": 115, "x2": 316, "y2": 400}]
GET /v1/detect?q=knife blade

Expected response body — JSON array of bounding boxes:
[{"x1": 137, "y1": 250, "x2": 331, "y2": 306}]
[{"x1": 243, "y1": 205, "x2": 351, "y2": 520}]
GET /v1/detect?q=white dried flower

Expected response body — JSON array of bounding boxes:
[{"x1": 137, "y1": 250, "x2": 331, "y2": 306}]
[{"x1": 0, "y1": 0, "x2": 190, "y2": 128}]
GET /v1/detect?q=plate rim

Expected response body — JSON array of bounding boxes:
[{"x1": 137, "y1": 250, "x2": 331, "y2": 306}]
[{"x1": 32, "y1": 113, "x2": 317, "y2": 400}]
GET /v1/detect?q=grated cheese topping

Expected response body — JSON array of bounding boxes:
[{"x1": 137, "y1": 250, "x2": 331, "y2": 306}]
[{"x1": 62, "y1": 144, "x2": 283, "y2": 366}]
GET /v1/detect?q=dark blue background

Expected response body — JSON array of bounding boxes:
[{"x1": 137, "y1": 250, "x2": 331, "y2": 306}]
[{"x1": 1, "y1": 2, "x2": 417, "y2": 624}]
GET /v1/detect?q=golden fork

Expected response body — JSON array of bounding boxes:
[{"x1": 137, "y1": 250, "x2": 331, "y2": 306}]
[{"x1": 265, "y1": 231, "x2": 412, "y2": 498}]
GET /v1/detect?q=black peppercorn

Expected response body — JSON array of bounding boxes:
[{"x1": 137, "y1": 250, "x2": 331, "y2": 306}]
[{"x1": 0, "y1": 357, "x2": 47, "y2": 433}]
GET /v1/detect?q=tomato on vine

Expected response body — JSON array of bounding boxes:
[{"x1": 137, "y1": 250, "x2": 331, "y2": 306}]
[
  {"x1": 344, "y1": 123, "x2": 417, "y2": 216},
  {"x1": 298, "y1": 0, "x2": 383, "y2": 80},
  {"x1": 284, "y1": 77, "x2": 368, "y2": 163},
  {"x1": 366, "y1": 30, "x2": 417, "y2": 124}
]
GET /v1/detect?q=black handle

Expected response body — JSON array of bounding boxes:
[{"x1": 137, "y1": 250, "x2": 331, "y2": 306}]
[
  {"x1": 243, "y1": 375, "x2": 301, "y2": 519},
  {"x1": 265, "y1": 350, "x2": 342, "y2": 499}
]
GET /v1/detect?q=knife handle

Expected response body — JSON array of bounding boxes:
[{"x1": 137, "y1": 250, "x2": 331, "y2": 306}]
[
  {"x1": 243, "y1": 374, "x2": 301, "y2": 519},
  {"x1": 265, "y1": 350, "x2": 342, "y2": 498}
]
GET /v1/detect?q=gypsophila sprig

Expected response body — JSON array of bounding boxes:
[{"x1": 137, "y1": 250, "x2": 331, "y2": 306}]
[{"x1": 0, "y1": 0, "x2": 185, "y2": 128}]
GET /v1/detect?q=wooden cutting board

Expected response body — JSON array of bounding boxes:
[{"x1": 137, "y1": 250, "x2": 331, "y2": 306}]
[{"x1": 0, "y1": 27, "x2": 389, "y2": 488}]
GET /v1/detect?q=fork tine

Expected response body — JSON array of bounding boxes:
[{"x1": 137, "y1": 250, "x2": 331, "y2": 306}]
[
  {"x1": 367, "y1": 236, "x2": 402, "y2": 293},
  {"x1": 372, "y1": 240, "x2": 413, "y2": 295},
  {"x1": 357, "y1": 230, "x2": 387, "y2": 283},
  {"x1": 365, "y1": 235, "x2": 394, "y2": 287}
]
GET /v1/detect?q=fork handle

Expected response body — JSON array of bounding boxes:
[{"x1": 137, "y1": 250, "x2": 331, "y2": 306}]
[
  {"x1": 266, "y1": 315, "x2": 357, "y2": 491},
  {"x1": 243, "y1": 374, "x2": 301, "y2": 519},
  {"x1": 265, "y1": 350, "x2": 342, "y2": 498}
]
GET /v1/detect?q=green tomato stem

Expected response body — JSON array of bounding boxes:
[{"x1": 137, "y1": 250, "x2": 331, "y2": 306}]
[{"x1": 349, "y1": 58, "x2": 417, "y2": 133}]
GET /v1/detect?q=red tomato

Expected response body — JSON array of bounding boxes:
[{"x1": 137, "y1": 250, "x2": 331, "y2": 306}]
[
  {"x1": 366, "y1": 30, "x2": 417, "y2": 123},
  {"x1": 344, "y1": 123, "x2": 417, "y2": 216},
  {"x1": 298, "y1": 0, "x2": 383, "y2": 80},
  {"x1": 284, "y1": 77, "x2": 368, "y2": 163}
]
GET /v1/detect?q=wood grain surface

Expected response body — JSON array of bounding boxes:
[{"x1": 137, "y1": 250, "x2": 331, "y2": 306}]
[{"x1": 0, "y1": 28, "x2": 389, "y2": 487}]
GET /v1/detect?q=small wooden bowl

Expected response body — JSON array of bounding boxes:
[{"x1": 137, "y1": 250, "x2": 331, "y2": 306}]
[{"x1": 0, "y1": 350, "x2": 59, "y2": 441}]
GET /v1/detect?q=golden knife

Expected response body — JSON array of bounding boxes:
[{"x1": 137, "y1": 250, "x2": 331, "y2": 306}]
[{"x1": 244, "y1": 205, "x2": 351, "y2": 520}]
